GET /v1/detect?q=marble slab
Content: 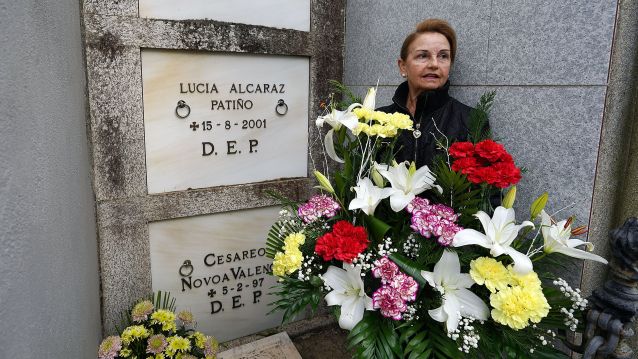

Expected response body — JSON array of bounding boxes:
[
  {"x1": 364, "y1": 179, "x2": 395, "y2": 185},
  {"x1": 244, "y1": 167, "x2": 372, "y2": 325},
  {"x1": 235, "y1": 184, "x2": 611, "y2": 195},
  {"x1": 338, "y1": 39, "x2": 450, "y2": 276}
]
[
  {"x1": 218, "y1": 332, "x2": 302, "y2": 359},
  {"x1": 142, "y1": 50, "x2": 310, "y2": 194},
  {"x1": 149, "y1": 206, "x2": 284, "y2": 342},
  {"x1": 139, "y1": 0, "x2": 311, "y2": 31}
]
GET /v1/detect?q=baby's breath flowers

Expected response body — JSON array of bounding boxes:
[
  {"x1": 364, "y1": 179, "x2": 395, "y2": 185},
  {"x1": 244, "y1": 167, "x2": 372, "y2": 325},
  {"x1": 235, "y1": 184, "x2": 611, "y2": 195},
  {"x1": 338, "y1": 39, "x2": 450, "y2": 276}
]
[
  {"x1": 447, "y1": 315, "x2": 481, "y2": 354},
  {"x1": 554, "y1": 277, "x2": 587, "y2": 330}
]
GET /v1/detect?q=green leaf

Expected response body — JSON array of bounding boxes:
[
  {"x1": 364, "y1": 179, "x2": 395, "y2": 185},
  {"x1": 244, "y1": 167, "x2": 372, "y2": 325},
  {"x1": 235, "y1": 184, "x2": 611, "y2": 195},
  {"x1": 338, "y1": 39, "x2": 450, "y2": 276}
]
[
  {"x1": 388, "y1": 253, "x2": 427, "y2": 287},
  {"x1": 268, "y1": 277, "x2": 322, "y2": 323},
  {"x1": 364, "y1": 214, "x2": 392, "y2": 242},
  {"x1": 347, "y1": 313, "x2": 401, "y2": 359},
  {"x1": 468, "y1": 91, "x2": 495, "y2": 143}
]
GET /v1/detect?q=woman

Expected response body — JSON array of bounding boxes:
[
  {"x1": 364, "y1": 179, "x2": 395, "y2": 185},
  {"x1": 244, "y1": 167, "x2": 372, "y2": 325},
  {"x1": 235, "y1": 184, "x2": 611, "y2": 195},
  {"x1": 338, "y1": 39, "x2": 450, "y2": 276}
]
[{"x1": 377, "y1": 19, "x2": 485, "y2": 168}]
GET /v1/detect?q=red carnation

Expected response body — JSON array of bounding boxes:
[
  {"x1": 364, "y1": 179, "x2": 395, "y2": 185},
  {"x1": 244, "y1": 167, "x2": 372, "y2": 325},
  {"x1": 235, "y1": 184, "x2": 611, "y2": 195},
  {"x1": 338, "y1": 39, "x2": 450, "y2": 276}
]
[
  {"x1": 315, "y1": 220, "x2": 369, "y2": 263},
  {"x1": 490, "y1": 161, "x2": 521, "y2": 188},
  {"x1": 475, "y1": 140, "x2": 511, "y2": 162},
  {"x1": 449, "y1": 141, "x2": 475, "y2": 159},
  {"x1": 451, "y1": 156, "x2": 481, "y2": 172}
]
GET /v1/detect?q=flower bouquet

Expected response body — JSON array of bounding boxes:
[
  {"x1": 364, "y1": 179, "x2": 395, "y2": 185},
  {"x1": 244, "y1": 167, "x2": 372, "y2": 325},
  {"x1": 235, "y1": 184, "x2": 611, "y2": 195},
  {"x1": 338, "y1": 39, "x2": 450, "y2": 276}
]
[
  {"x1": 98, "y1": 292, "x2": 219, "y2": 359},
  {"x1": 265, "y1": 83, "x2": 608, "y2": 358}
]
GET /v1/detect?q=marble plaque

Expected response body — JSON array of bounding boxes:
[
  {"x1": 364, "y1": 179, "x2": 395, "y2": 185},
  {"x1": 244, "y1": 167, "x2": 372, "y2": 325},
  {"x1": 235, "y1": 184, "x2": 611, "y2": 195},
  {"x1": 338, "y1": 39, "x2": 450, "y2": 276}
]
[
  {"x1": 142, "y1": 50, "x2": 310, "y2": 194},
  {"x1": 139, "y1": 0, "x2": 311, "y2": 32},
  {"x1": 218, "y1": 332, "x2": 301, "y2": 359},
  {"x1": 149, "y1": 207, "x2": 284, "y2": 342}
]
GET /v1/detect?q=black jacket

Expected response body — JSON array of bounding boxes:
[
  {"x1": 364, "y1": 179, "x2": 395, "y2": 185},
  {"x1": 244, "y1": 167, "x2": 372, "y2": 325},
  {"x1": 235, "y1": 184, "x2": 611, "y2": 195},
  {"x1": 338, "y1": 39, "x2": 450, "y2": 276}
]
[{"x1": 376, "y1": 81, "x2": 479, "y2": 168}]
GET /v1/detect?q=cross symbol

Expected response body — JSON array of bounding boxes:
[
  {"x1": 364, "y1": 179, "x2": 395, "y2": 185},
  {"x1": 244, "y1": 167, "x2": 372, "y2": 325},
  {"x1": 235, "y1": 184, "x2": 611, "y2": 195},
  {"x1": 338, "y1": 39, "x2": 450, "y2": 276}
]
[
  {"x1": 208, "y1": 289, "x2": 216, "y2": 298},
  {"x1": 190, "y1": 122, "x2": 200, "y2": 131}
]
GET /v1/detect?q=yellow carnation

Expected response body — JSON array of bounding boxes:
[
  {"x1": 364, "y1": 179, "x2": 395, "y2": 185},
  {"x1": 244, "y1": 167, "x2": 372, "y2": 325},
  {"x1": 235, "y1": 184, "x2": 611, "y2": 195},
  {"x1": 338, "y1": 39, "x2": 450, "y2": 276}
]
[
  {"x1": 508, "y1": 266, "x2": 542, "y2": 289},
  {"x1": 272, "y1": 232, "x2": 305, "y2": 277},
  {"x1": 388, "y1": 112, "x2": 412, "y2": 129},
  {"x1": 490, "y1": 286, "x2": 550, "y2": 330},
  {"x1": 353, "y1": 107, "x2": 374, "y2": 120},
  {"x1": 470, "y1": 257, "x2": 511, "y2": 292}
]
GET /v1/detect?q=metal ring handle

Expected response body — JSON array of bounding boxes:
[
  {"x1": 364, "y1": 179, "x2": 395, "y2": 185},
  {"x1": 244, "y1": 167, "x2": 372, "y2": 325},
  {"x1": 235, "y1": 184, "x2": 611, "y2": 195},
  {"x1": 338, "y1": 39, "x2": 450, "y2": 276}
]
[
  {"x1": 275, "y1": 99, "x2": 288, "y2": 116},
  {"x1": 179, "y1": 260, "x2": 194, "y2": 277},
  {"x1": 175, "y1": 100, "x2": 191, "y2": 119}
]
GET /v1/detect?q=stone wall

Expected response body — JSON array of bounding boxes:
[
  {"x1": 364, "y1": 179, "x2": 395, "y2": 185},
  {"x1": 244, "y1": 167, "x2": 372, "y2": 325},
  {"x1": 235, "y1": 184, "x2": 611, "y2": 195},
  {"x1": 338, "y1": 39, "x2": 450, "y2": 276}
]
[
  {"x1": 344, "y1": 0, "x2": 621, "y2": 286},
  {"x1": 0, "y1": 0, "x2": 101, "y2": 357}
]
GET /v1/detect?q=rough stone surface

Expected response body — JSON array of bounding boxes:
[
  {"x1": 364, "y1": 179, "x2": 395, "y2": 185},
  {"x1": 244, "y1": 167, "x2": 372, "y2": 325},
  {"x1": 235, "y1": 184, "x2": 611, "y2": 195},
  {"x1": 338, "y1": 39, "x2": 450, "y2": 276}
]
[
  {"x1": 585, "y1": 0, "x2": 638, "y2": 295},
  {"x1": 344, "y1": 0, "x2": 491, "y2": 86},
  {"x1": 0, "y1": 0, "x2": 101, "y2": 357},
  {"x1": 487, "y1": 0, "x2": 617, "y2": 85},
  {"x1": 83, "y1": 0, "x2": 346, "y2": 336}
]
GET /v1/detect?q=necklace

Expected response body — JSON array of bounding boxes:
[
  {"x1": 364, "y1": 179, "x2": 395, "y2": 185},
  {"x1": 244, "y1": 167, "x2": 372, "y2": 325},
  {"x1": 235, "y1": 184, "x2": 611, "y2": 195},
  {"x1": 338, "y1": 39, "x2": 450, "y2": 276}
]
[{"x1": 413, "y1": 122, "x2": 421, "y2": 138}]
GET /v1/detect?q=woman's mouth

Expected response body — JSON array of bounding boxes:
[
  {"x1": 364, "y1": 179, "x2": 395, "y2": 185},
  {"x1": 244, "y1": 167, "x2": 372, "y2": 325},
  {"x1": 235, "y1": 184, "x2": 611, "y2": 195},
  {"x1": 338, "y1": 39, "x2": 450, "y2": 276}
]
[{"x1": 423, "y1": 74, "x2": 440, "y2": 79}]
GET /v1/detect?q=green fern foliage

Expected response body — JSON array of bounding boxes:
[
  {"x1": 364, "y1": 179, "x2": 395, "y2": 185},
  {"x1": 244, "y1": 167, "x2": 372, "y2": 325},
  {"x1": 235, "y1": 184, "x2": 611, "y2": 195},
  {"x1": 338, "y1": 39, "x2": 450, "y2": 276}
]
[
  {"x1": 431, "y1": 158, "x2": 481, "y2": 228},
  {"x1": 347, "y1": 313, "x2": 402, "y2": 359},
  {"x1": 399, "y1": 320, "x2": 462, "y2": 359},
  {"x1": 269, "y1": 276, "x2": 323, "y2": 323},
  {"x1": 468, "y1": 91, "x2": 495, "y2": 144}
]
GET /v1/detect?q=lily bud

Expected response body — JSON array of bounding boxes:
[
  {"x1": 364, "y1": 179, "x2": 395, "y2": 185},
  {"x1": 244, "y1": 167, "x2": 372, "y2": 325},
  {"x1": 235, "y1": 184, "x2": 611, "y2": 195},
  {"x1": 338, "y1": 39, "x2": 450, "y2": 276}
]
[
  {"x1": 370, "y1": 166, "x2": 385, "y2": 188},
  {"x1": 362, "y1": 87, "x2": 377, "y2": 110},
  {"x1": 530, "y1": 192, "x2": 549, "y2": 220},
  {"x1": 313, "y1": 170, "x2": 335, "y2": 194},
  {"x1": 502, "y1": 186, "x2": 517, "y2": 209}
]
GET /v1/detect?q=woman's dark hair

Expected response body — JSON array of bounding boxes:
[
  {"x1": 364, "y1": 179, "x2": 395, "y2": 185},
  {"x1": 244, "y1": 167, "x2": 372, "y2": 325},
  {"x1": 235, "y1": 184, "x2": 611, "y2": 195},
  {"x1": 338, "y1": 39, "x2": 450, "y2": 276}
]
[{"x1": 400, "y1": 19, "x2": 457, "y2": 63}]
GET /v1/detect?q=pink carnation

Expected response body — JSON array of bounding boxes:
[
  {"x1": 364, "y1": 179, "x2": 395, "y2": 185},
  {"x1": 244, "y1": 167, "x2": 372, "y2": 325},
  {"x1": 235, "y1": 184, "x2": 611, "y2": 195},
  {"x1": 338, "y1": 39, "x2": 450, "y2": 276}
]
[
  {"x1": 389, "y1": 273, "x2": 419, "y2": 302},
  {"x1": 372, "y1": 286, "x2": 407, "y2": 320},
  {"x1": 371, "y1": 256, "x2": 399, "y2": 283},
  {"x1": 298, "y1": 194, "x2": 340, "y2": 223},
  {"x1": 408, "y1": 199, "x2": 463, "y2": 247}
]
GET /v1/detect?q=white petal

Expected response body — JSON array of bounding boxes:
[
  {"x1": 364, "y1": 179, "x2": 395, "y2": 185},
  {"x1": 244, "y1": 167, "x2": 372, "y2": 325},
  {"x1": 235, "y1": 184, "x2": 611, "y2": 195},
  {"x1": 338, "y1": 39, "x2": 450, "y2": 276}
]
[
  {"x1": 324, "y1": 129, "x2": 344, "y2": 163},
  {"x1": 442, "y1": 294, "x2": 461, "y2": 332},
  {"x1": 420, "y1": 270, "x2": 436, "y2": 288},
  {"x1": 322, "y1": 266, "x2": 348, "y2": 292},
  {"x1": 338, "y1": 296, "x2": 365, "y2": 330},
  {"x1": 552, "y1": 246, "x2": 608, "y2": 264},
  {"x1": 503, "y1": 247, "x2": 534, "y2": 274},
  {"x1": 428, "y1": 305, "x2": 447, "y2": 323},
  {"x1": 325, "y1": 291, "x2": 349, "y2": 306},
  {"x1": 491, "y1": 207, "x2": 515, "y2": 230},
  {"x1": 389, "y1": 191, "x2": 413, "y2": 212},
  {"x1": 474, "y1": 211, "x2": 492, "y2": 233},
  {"x1": 452, "y1": 229, "x2": 491, "y2": 249},
  {"x1": 456, "y1": 288, "x2": 489, "y2": 321},
  {"x1": 434, "y1": 251, "x2": 461, "y2": 284},
  {"x1": 340, "y1": 112, "x2": 360, "y2": 131},
  {"x1": 455, "y1": 273, "x2": 475, "y2": 289}
]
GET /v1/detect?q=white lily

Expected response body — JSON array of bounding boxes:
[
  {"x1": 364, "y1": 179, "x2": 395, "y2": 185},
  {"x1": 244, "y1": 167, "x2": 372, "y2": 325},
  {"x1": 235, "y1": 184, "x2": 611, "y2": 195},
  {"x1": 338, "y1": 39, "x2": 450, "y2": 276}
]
[
  {"x1": 322, "y1": 263, "x2": 374, "y2": 330},
  {"x1": 315, "y1": 105, "x2": 360, "y2": 163},
  {"x1": 540, "y1": 210, "x2": 608, "y2": 264},
  {"x1": 421, "y1": 250, "x2": 489, "y2": 332},
  {"x1": 348, "y1": 177, "x2": 394, "y2": 216},
  {"x1": 374, "y1": 161, "x2": 442, "y2": 212},
  {"x1": 453, "y1": 206, "x2": 535, "y2": 274}
]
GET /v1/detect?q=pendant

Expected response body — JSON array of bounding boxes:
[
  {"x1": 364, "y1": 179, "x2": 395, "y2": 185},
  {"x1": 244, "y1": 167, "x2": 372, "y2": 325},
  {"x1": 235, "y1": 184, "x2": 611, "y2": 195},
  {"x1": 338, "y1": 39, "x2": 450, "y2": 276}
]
[{"x1": 413, "y1": 130, "x2": 421, "y2": 139}]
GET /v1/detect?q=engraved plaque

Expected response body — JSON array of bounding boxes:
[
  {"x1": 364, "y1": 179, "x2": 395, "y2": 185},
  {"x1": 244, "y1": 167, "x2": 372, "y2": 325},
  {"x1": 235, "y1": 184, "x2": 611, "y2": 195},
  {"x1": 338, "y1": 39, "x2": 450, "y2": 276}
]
[
  {"x1": 142, "y1": 50, "x2": 310, "y2": 194},
  {"x1": 149, "y1": 207, "x2": 284, "y2": 342},
  {"x1": 139, "y1": 0, "x2": 311, "y2": 31}
]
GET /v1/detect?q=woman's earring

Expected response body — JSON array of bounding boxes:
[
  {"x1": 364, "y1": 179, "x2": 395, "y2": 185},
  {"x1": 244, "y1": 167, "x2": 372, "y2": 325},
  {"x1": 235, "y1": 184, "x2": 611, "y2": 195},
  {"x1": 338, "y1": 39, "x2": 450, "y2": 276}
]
[{"x1": 401, "y1": 73, "x2": 406, "y2": 78}]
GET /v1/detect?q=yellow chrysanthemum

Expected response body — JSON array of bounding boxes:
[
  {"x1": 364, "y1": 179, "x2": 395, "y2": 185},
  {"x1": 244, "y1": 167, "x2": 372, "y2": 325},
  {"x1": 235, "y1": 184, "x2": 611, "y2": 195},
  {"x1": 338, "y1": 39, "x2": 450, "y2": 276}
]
[
  {"x1": 119, "y1": 348, "x2": 132, "y2": 357},
  {"x1": 191, "y1": 331, "x2": 206, "y2": 348},
  {"x1": 490, "y1": 285, "x2": 550, "y2": 330},
  {"x1": 150, "y1": 309, "x2": 177, "y2": 332},
  {"x1": 166, "y1": 335, "x2": 191, "y2": 355},
  {"x1": 508, "y1": 266, "x2": 542, "y2": 289},
  {"x1": 120, "y1": 325, "x2": 150, "y2": 344},
  {"x1": 469, "y1": 257, "x2": 512, "y2": 292}
]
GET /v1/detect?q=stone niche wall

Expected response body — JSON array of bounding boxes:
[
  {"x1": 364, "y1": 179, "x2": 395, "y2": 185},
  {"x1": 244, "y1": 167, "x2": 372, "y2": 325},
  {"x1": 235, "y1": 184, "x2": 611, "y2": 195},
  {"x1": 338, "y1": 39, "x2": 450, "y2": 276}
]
[
  {"x1": 344, "y1": 0, "x2": 618, "y2": 287},
  {"x1": 81, "y1": 0, "x2": 345, "y2": 338}
]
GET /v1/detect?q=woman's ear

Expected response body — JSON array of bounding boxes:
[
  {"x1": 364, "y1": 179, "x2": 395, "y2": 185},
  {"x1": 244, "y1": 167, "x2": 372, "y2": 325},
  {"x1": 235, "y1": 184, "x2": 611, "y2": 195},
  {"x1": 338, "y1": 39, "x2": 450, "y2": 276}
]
[{"x1": 397, "y1": 58, "x2": 406, "y2": 77}]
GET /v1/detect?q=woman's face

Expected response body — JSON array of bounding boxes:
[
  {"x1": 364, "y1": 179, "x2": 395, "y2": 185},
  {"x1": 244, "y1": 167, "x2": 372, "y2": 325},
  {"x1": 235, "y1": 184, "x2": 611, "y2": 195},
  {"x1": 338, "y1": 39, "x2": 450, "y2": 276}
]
[{"x1": 398, "y1": 32, "x2": 452, "y2": 94}]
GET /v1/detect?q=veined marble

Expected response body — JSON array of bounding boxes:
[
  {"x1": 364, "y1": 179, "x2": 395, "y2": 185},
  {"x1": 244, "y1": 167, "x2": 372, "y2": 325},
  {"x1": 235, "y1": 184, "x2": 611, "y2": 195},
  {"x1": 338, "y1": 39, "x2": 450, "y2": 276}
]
[
  {"x1": 149, "y1": 206, "x2": 285, "y2": 342},
  {"x1": 139, "y1": 0, "x2": 311, "y2": 31},
  {"x1": 142, "y1": 50, "x2": 310, "y2": 194}
]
